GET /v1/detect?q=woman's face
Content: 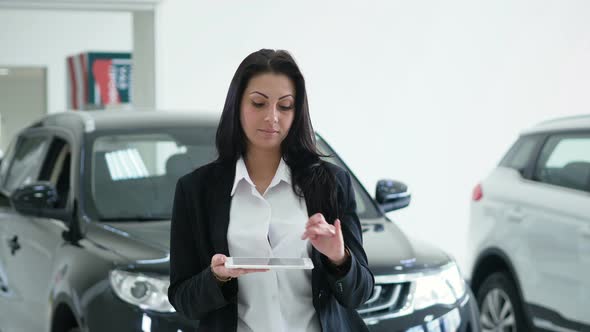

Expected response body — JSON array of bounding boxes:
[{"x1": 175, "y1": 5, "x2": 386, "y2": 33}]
[{"x1": 240, "y1": 72, "x2": 296, "y2": 153}]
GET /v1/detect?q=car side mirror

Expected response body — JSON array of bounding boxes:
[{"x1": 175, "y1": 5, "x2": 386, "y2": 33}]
[
  {"x1": 10, "y1": 182, "x2": 68, "y2": 221},
  {"x1": 375, "y1": 179, "x2": 411, "y2": 213}
]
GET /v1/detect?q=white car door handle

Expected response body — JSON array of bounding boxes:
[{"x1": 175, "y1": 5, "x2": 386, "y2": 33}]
[{"x1": 506, "y1": 210, "x2": 524, "y2": 223}]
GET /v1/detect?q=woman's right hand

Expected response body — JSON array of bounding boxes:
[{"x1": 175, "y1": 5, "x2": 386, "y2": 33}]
[{"x1": 210, "y1": 254, "x2": 269, "y2": 281}]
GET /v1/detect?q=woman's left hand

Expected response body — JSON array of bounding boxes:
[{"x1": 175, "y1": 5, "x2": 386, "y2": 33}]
[{"x1": 301, "y1": 213, "x2": 348, "y2": 266}]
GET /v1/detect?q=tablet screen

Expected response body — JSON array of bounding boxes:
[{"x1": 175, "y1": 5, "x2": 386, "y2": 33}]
[{"x1": 231, "y1": 257, "x2": 307, "y2": 266}]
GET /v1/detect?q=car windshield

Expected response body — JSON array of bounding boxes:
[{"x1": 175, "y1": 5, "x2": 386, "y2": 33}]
[{"x1": 84, "y1": 126, "x2": 381, "y2": 221}]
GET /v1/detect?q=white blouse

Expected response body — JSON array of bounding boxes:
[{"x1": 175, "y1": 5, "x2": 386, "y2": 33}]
[{"x1": 227, "y1": 157, "x2": 321, "y2": 332}]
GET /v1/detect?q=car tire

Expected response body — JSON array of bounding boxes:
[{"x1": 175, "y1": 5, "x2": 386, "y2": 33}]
[
  {"x1": 67, "y1": 328, "x2": 81, "y2": 332},
  {"x1": 477, "y1": 272, "x2": 530, "y2": 332}
]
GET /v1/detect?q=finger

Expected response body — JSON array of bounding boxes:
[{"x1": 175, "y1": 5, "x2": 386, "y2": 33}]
[
  {"x1": 301, "y1": 218, "x2": 321, "y2": 240},
  {"x1": 225, "y1": 267, "x2": 269, "y2": 272},
  {"x1": 307, "y1": 215, "x2": 323, "y2": 225},
  {"x1": 211, "y1": 254, "x2": 227, "y2": 267},
  {"x1": 304, "y1": 230, "x2": 332, "y2": 241},
  {"x1": 302, "y1": 220, "x2": 335, "y2": 239},
  {"x1": 312, "y1": 212, "x2": 324, "y2": 220},
  {"x1": 310, "y1": 225, "x2": 336, "y2": 237},
  {"x1": 335, "y1": 219, "x2": 342, "y2": 238},
  {"x1": 230, "y1": 268, "x2": 269, "y2": 277},
  {"x1": 302, "y1": 229, "x2": 328, "y2": 240},
  {"x1": 305, "y1": 224, "x2": 336, "y2": 237},
  {"x1": 308, "y1": 213, "x2": 325, "y2": 226},
  {"x1": 306, "y1": 221, "x2": 335, "y2": 231},
  {"x1": 239, "y1": 268, "x2": 270, "y2": 274},
  {"x1": 302, "y1": 230, "x2": 321, "y2": 239}
]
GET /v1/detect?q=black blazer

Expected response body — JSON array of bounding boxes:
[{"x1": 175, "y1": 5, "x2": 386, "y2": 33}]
[{"x1": 168, "y1": 160, "x2": 375, "y2": 331}]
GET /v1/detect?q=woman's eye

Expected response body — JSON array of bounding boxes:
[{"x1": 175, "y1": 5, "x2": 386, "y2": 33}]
[
  {"x1": 252, "y1": 101, "x2": 265, "y2": 108},
  {"x1": 279, "y1": 105, "x2": 294, "y2": 111}
]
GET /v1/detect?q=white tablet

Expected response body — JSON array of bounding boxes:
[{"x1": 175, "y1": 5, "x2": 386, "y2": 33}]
[{"x1": 225, "y1": 257, "x2": 314, "y2": 270}]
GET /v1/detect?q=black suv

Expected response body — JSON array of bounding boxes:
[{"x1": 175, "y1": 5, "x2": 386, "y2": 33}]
[{"x1": 0, "y1": 111, "x2": 479, "y2": 332}]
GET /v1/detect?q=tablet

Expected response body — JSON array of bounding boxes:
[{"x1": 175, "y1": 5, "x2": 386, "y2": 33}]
[{"x1": 224, "y1": 257, "x2": 314, "y2": 270}]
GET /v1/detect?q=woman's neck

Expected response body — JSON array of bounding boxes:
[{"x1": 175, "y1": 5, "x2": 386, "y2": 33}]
[{"x1": 244, "y1": 148, "x2": 282, "y2": 183}]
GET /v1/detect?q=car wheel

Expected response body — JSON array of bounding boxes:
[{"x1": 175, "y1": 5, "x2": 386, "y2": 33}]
[
  {"x1": 477, "y1": 272, "x2": 529, "y2": 332},
  {"x1": 67, "y1": 328, "x2": 81, "y2": 332}
]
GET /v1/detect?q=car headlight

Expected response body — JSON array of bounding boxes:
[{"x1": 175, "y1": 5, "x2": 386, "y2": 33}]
[
  {"x1": 413, "y1": 263, "x2": 467, "y2": 310},
  {"x1": 440, "y1": 263, "x2": 466, "y2": 300},
  {"x1": 109, "y1": 270, "x2": 175, "y2": 313}
]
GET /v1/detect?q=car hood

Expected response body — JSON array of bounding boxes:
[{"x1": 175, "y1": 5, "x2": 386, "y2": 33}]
[
  {"x1": 84, "y1": 220, "x2": 171, "y2": 273},
  {"x1": 87, "y1": 217, "x2": 451, "y2": 276},
  {"x1": 361, "y1": 218, "x2": 451, "y2": 275}
]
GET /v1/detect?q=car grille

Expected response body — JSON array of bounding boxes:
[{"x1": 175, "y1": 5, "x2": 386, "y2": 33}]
[{"x1": 357, "y1": 282, "x2": 411, "y2": 318}]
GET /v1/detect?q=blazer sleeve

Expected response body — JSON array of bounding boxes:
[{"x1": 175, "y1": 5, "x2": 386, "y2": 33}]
[
  {"x1": 318, "y1": 169, "x2": 375, "y2": 309},
  {"x1": 167, "y1": 177, "x2": 233, "y2": 320}
]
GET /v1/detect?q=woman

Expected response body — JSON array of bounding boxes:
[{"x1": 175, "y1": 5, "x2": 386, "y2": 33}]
[{"x1": 168, "y1": 49, "x2": 374, "y2": 331}]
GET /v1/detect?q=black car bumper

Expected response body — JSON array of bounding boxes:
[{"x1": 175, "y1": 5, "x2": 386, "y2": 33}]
[
  {"x1": 365, "y1": 289, "x2": 481, "y2": 332},
  {"x1": 84, "y1": 285, "x2": 199, "y2": 332},
  {"x1": 84, "y1": 286, "x2": 479, "y2": 332}
]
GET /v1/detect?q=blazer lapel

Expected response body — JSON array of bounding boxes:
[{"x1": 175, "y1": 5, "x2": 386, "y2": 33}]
[
  {"x1": 208, "y1": 161, "x2": 235, "y2": 256},
  {"x1": 304, "y1": 193, "x2": 324, "y2": 310}
]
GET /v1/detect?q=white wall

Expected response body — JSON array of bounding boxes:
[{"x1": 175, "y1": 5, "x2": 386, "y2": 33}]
[
  {"x1": 154, "y1": 0, "x2": 590, "y2": 270},
  {"x1": 0, "y1": 8, "x2": 132, "y2": 114}
]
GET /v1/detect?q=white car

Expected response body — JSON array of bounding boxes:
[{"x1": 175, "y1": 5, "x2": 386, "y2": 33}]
[{"x1": 465, "y1": 115, "x2": 590, "y2": 332}]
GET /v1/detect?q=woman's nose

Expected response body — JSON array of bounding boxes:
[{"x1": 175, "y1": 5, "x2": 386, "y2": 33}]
[{"x1": 264, "y1": 105, "x2": 279, "y2": 123}]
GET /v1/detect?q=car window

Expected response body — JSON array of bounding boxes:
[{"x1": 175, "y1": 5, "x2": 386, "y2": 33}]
[
  {"x1": 499, "y1": 135, "x2": 539, "y2": 172},
  {"x1": 86, "y1": 128, "x2": 218, "y2": 220},
  {"x1": 0, "y1": 139, "x2": 17, "y2": 206},
  {"x1": 38, "y1": 137, "x2": 72, "y2": 209},
  {"x1": 4, "y1": 135, "x2": 50, "y2": 193},
  {"x1": 0, "y1": 139, "x2": 17, "y2": 189},
  {"x1": 533, "y1": 133, "x2": 590, "y2": 193}
]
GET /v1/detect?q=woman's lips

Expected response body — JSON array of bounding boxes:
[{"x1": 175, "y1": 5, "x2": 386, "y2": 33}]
[{"x1": 259, "y1": 129, "x2": 279, "y2": 134}]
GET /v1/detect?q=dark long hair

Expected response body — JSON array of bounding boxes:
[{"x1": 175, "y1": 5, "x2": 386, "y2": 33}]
[{"x1": 215, "y1": 49, "x2": 341, "y2": 223}]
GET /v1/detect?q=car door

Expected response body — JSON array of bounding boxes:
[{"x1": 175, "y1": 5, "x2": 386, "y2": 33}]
[
  {"x1": 0, "y1": 132, "x2": 51, "y2": 332},
  {"x1": 9, "y1": 134, "x2": 75, "y2": 332},
  {"x1": 525, "y1": 132, "x2": 590, "y2": 326},
  {"x1": 480, "y1": 135, "x2": 541, "y2": 299},
  {"x1": 0, "y1": 138, "x2": 20, "y2": 331}
]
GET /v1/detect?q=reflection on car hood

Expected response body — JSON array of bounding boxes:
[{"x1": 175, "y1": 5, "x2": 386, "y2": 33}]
[
  {"x1": 85, "y1": 220, "x2": 171, "y2": 272},
  {"x1": 361, "y1": 218, "x2": 451, "y2": 275},
  {"x1": 88, "y1": 217, "x2": 450, "y2": 276}
]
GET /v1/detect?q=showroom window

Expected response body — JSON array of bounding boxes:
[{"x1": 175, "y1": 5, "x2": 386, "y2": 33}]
[
  {"x1": 4, "y1": 135, "x2": 50, "y2": 193},
  {"x1": 533, "y1": 133, "x2": 590, "y2": 193}
]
